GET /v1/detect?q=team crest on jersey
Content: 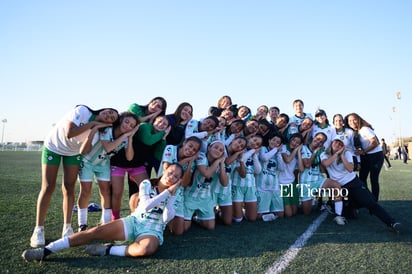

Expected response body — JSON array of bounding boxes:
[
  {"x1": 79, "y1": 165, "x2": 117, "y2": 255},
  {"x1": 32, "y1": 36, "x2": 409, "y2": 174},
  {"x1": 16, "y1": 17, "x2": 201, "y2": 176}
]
[
  {"x1": 267, "y1": 160, "x2": 277, "y2": 169},
  {"x1": 245, "y1": 158, "x2": 254, "y2": 167}
]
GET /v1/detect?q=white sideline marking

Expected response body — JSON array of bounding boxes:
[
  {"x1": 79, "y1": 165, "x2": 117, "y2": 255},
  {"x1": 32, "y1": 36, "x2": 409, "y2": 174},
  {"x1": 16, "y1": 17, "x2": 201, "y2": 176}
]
[{"x1": 265, "y1": 211, "x2": 329, "y2": 274}]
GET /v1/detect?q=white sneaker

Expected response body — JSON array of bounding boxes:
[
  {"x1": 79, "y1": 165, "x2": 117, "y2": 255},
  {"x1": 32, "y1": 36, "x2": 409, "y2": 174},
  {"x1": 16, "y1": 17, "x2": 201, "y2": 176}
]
[
  {"x1": 334, "y1": 216, "x2": 346, "y2": 225},
  {"x1": 62, "y1": 225, "x2": 74, "y2": 238},
  {"x1": 262, "y1": 213, "x2": 278, "y2": 222},
  {"x1": 22, "y1": 248, "x2": 45, "y2": 261},
  {"x1": 30, "y1": 227, "x2": 45, "y2": 248}
]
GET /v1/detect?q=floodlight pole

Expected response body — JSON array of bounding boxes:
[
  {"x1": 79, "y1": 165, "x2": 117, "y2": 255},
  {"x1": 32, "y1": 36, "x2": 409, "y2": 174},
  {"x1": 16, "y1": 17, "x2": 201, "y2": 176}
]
[
  {"x1": 1, "y1": 119, "x2": 6, "y2": 150},
  {"x1": 397, "y1": 92, "x2": 402, "y2": 148}
]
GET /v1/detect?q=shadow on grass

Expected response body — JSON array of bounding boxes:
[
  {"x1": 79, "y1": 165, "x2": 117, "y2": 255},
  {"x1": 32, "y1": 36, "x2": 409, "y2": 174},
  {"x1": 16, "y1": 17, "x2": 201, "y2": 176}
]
[
  {"x1": 313, "y1": 200, "x2": 411, "y2": 245},
  {"x1": 153, "y1": 200, "x2": 411, "y2": 261}
]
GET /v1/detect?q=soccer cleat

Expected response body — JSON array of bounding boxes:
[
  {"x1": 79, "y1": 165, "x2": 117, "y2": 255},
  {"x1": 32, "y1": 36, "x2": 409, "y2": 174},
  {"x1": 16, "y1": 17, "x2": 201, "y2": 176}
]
[
  {"x1": 62, "y1": 225, "x2": 74, "y2": 238},
  {"x1": 78, "y1": 224, "x2": 88, "y2": 232},
  {"x1": 334, "y1": 216, "x2": 346, "y2": 225},
  {"x1": 30, "y1": 227, "x2": 45, "y2": 248},
  {"x1": 85, "y1": 243, "x2": 111, "y2": 256},
  {"x1": 22, "y1": 248, "x2": 45, "y2": 261},
  {"x1": 391, "y1": 222, "x2": 403, "y2": 233}
]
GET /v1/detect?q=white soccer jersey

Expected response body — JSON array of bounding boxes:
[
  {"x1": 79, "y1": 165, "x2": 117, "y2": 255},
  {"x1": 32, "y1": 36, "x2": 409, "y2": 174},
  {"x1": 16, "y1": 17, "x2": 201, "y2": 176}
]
[
  {"x1": 132, "y1": 180, "x2": 172, "y2": 233},
  {"x1": 289, "y1": 113, "x2": 313, "y2": 126},
  {"x1": 299, "y1": 145, "x2": 324, "y2": 184},
  {"x1": 184, "y1": 152, "x2": 221, "y2": 199},
  {"x1": 311, "y1": 124, "x2": 335, "y2": 149},
  {"x1": 256, "y1": 146, "x2": 280, "y2": 191},
  {"x1": 185, "y1": 119, "x2": 209, "y2": 152},
  {"x1": 320, "y1": 150, "x2": 356, "y2": 185},
  {"x1": 358, "y1": 127, "x2": 382, "y2": 154},
  {"x1": 45, "y1": 105, "x2": 98, "y2": 155},
  {"x1": 82, "y1": 127, "x2": 128, "y2": 166},
  {"x1": 158, "y1": 145, "x2": 196, "y2": 176},
  {"x1": 334, "y1": 127, "x2": 356, "y2": 155},
  {"x1": 277, "y1": 144, "x2": 298, "y2": 184},
  {"x1": 232, "y1": 149, "x2": 261, "y2": 187}
]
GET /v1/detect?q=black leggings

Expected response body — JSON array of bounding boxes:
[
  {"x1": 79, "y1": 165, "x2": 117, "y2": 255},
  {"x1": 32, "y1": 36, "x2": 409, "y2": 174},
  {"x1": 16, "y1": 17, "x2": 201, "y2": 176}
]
[
  {"x1": 359, "y1": 151, "x2": 384, "y2": 201},
  {"x1": 343, "y1": 176, "x2": 395, "y2": 226}
]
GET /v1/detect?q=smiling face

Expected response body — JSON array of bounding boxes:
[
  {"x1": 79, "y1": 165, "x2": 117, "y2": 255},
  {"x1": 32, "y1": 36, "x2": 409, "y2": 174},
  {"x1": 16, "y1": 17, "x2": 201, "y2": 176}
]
[
  {"x1": 148, "y1": 99, "x2": 165, "y2": 114},
  {"x1": 238, "y1": 106, "x2": 250, "y2": 118},
  {"x1": 293, "y1": 101, "x2": 304, "y2": 115},
  {"x1": 315, "y1": 113, "x2": 327, "y2": 125},
  {"x1": 268, "y1": 135, "x2": 282, "y2": 149},
  {"x1": 200, "y1": 118, "x2": 217, "y2": 131},
  {"x1": 333, "y1": 114, "x2": 344, "y2": 130},
  {"x1": 332, "y1": 139, "x2": 345, "y2": 152},
  {"x1": 99, "y1": 109, "x2": 119, "y2": 123},
  {"x1": 347, "y1": 115, "x2": 360, "y2": 130},
  {"x1": 289, "y1": 136, "x2": 302, "y2": 149},
  {"x1": 312, "y1": 133, "x2": 326, "y2": 149},
  {"x1": 161, "y1": 164, "x2": 183, "y2": 187},
  {"x1": 120, "y1": 116, "x2": 138, "y2": 133},
  {"x1": 247, "y1": 135, "x2": 263, "y2": 149},
  {"x1": 229, "y1": 137, "x2": 247, "y2": 153},
  {"x1": 300, "y1": 118, "x2": 313, "y2": 131},
  {"x1": 153, "y1": 116, "x2": 169, "y2": 131},
  {"x1": 208, "y1": 142, "x2": 225, "y2": 159},
  {"x1": 182, "y1": 139, "x2": 201, "y2": 158},
  {"x1": 245, "y1": 120, "x2": 259, "y2": 135},
  {"x1": 180, "y1": 105, "x2": 193, "y2": 122}
]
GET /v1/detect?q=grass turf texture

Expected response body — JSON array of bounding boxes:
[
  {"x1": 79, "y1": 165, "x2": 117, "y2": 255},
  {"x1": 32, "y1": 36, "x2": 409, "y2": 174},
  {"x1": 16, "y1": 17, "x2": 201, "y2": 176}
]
[{"x1": 0, "y1": 151, "x2": 411, "y2": 273}]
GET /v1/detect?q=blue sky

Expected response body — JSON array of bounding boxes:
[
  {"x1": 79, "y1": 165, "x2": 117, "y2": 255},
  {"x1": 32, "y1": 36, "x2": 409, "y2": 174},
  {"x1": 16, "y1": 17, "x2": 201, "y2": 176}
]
[{"x1": 1, "y1": 1, "x2": 411, "y2": 145}]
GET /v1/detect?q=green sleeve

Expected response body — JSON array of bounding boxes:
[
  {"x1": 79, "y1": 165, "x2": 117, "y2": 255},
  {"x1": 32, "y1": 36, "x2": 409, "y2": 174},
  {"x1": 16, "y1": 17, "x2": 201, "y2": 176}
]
[
  {"x1": 137, "y1": 123, "x2": 165, "y2": 145},
  {"x1": 128, "y1": 103, "x2": 145, "y2": 118},
  {"x1": 154, "y1": 139, "x2": 167, "y2": 161}
]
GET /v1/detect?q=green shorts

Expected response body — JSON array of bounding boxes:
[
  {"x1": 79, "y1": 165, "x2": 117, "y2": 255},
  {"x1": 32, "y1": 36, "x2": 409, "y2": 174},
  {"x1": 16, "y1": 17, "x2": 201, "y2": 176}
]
[
  {"x1": 183, "y1": 196, "x2": 215, "y2": 221},
  {"x1": 79, "y1": 161, "x2": 110, "y2": 182},
  {"x1": 232, "y1": 185, "x2": 257, "y2": 203},
  {"x1": 298, "y1": 177, "x2": 327, "y2": 202},
  {"x1": 214, "y1": 191, "x2": 232, "y2": 207},
  {"x1": 281, "y1": 183, "x2": 300, "y2": 206},
  {"x1": 257, "y1": 189, "x2": 284, "y2": 213},
  {"x1": 122, "y1": 215, "x2": 163, "y2": 245},
  {"x1": 42, "y1": 147, "x2": 82, "y2": 166}
]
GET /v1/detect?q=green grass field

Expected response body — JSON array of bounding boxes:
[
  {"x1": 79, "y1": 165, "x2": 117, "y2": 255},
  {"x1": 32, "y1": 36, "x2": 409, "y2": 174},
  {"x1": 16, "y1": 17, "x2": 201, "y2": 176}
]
[{"x1": 0, "y1": 151, "x2": 411, "y2": 274}]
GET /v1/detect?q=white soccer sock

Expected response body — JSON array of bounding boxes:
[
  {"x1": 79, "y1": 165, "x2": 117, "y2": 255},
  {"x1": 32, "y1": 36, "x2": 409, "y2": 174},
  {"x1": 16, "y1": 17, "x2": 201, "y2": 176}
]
[
  {"x1": 78, "y1": 208, "x2": 88, "y2": 226},
  {"x1": 232, "y1": 217, "x2": 243, "y2": 223},
  {"x1": 46, "y1": 236, "x2": 70, "y2": 253},
  {"x1": 101, "y1": 208, "x2": 112, "y2": 224},
  {"x1": 109, "y1": 245, "x2": 127, "y2": 256},
  {"x1": 334, "y1": 201, "x2": 343, "y2": 216}
]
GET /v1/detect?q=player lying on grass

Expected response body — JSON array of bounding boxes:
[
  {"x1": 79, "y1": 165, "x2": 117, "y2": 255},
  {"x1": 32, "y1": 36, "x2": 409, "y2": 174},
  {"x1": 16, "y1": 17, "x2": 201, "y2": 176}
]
[{"x1": 22, "y1": 164, "x2": 182, "y2": 261}]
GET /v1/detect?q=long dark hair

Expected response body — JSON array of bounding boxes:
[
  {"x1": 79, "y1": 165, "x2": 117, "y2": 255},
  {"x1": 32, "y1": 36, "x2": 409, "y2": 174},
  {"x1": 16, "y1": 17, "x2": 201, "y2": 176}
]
[
  {"x1": 143, "y1": 97, "x2": 168, "y2": 116},
  {"x1": 112, "y1": 111, "x2": 139, "y2": 130},
  {"x1": 173, "y1": 102, "x2": 193, "y2": 126},
  {"x1": 76, "y1": 104, "x2": 119, "y2": 116},
  {"x1": 150, "y1": 163, "x2": 183, "y2": 188}
]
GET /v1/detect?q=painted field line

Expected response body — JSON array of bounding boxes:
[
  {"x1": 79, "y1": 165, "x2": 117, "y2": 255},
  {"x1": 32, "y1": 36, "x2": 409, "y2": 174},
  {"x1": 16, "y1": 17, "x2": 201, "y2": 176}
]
[{"x1": 265, "y1": 211, "x2": 329, "y2": 274}]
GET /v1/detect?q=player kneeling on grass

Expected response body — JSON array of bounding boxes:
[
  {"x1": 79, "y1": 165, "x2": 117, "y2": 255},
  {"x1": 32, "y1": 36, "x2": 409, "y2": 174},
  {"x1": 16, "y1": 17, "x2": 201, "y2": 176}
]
[
  {"x1": 298, "y1": 132, "x2": 346, "y2": 225},
  {"x1": 320, "y1": 137, "x2": 402, "y2": 233},
  {"x1": 22, "y1": 164, "x2": 183, "y2": 261}
]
